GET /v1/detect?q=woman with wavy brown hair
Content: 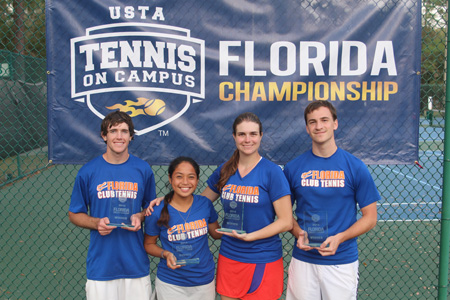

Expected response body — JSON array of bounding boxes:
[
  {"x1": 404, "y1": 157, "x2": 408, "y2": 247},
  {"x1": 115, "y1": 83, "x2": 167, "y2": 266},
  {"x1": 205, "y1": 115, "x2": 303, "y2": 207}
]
[{"x1": 202, "y1": 112, "x2": 293, "y2": 300}]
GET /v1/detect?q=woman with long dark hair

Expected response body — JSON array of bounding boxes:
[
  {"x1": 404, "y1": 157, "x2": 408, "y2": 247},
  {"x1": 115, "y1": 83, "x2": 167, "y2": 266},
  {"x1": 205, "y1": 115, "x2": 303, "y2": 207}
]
[
  {"x1": 146, "y1": 113, "x2": 293, "y2": 300},
  {"x1": 144, "y1": 156, "x2": 221, "y2": 300}
]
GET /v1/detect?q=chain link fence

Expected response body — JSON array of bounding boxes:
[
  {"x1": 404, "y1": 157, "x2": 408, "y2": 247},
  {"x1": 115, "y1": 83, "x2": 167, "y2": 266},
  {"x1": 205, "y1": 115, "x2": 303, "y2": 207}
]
[{"x1": 0, "y1": 0, "x2": 448, "y2": 299}]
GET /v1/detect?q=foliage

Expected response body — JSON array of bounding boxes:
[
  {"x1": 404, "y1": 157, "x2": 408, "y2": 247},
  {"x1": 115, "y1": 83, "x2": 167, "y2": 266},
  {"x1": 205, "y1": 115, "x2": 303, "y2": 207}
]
[
  {"x1": 0, "y1": 0, "x2": 46, "y2": 58},
  {"x1": 421, "y1": 0, "x2": 447, "y2": 86}
]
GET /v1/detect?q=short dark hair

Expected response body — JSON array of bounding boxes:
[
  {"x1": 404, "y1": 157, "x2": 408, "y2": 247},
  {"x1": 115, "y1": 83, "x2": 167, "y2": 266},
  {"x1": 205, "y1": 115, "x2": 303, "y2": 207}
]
[
  {"x1": 100, "y1": 111, "x2": 135, "y2": 141},
  {"x1": 304, "y1": 101, "x2": 337, "y2": 124}
]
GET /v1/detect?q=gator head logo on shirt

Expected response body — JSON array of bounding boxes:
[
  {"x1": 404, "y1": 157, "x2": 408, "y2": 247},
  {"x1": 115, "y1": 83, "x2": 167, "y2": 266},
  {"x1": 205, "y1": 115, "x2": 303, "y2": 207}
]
[
  {"x1": 301, "y1": 171, "x2": 312, "y2": 179},
  {"x1": 97, "y1": 182, "x2": 108, "y2": 192}
]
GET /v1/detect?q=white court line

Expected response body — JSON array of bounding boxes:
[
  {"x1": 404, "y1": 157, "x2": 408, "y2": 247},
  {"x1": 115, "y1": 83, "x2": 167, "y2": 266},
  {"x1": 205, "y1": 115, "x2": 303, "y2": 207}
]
[
  {"x1": 379, "y1": 165, "x2": 442, "y2": 191},
  {"x1": 419, "y1": 139, "x2": 444, "y2": 142},
  {"x1": 375, "y1": 202, "x2": 441, "y2": 222},
  {"x1": 378, "y1": 219, "x2": 440, "y2": 222},
  {"x1": 419, "y1": 150, "x2": 443, "y2": 156},
  {"x1": 378, "y1": 202, "x2": 441, "y2": 206}
]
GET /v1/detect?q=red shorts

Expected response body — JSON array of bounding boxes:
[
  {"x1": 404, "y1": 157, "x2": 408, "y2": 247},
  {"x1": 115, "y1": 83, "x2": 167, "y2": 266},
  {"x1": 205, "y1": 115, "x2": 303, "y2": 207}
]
[{"x1": 216, "y1": 254, "x2": 284, "y2": 300}]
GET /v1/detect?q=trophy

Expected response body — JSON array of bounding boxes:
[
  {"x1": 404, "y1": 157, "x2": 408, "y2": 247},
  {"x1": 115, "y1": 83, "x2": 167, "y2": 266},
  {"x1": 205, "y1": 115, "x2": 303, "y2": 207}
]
[
  {"x1": 217, "y1": 200, "x2": 246, "y2": 234},
  {"x1": 171, "y1": 233, "x2": 200, "y2": 266},
  {"x1": 303, "y1": 211, "x2": 328, "y2": 247},
  {"x1": 108, "y1": 195, "x2": 134, "y2": 227}
]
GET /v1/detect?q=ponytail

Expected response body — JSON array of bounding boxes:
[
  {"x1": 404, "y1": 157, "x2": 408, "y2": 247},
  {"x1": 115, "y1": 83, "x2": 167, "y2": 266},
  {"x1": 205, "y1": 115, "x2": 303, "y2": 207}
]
[
  {"x1": 216, "y1": 149, "x2": 240, "y2": 192},
  {"x1": 157, "y1": 191, "x2": 174, "y2": 228}
]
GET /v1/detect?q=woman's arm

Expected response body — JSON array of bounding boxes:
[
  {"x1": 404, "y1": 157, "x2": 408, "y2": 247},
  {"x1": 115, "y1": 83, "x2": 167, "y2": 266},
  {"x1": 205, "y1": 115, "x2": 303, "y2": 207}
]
[
  {"x1": 144, "y1": 234, "x2": 180, "y2": 269},
  {"x1": 201, "y1": 186, "x2": 220, "y2": 202},
  {"x1": 208, "y1": 220, "x2": 222, "y2": 239},
  {"x1": 220, "y1": 195, "x2": 293, "y2": 242}
]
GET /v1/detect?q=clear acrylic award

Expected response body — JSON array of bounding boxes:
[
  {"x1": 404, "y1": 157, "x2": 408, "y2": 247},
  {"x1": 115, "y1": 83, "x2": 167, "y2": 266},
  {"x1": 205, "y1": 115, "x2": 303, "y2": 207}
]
[
  {"x1": 303, "y1": 211, "x2": 328, "y2": 247},
  {"x1": 108, "y1": 195, "x2": 134, "y2": 227},
  {"x1": 171, "y1": 233, "x2": 200, "y2": 266},
  {"x1": 217, "y1": 200, "x2": 246, "y2": 234}
]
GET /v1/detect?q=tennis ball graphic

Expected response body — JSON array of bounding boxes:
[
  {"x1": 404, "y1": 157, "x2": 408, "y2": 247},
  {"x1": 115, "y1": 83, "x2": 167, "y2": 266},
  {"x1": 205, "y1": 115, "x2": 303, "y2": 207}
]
[{"x1": 143, "y1": 99, "x2": 166, "y2": 116}]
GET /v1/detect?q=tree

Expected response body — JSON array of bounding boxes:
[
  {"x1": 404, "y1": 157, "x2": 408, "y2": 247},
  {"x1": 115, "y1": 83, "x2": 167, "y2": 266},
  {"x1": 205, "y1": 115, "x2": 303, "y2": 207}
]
[
  {"x1": 0, "y1": 0, "x2": 46, "y2": 58},
  {"x1": 420, "y1": 0, "x2": 447, "y2": 111},
  {"x1": 421, "y1": 0, "x2": 447, "y2": 86}
]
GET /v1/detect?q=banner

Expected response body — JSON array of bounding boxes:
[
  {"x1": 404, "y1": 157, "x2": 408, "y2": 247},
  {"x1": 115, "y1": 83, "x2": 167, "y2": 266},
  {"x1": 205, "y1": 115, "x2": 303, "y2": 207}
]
[{"x1": 46, "y1": 0, "x2": 421, "y2": 165}]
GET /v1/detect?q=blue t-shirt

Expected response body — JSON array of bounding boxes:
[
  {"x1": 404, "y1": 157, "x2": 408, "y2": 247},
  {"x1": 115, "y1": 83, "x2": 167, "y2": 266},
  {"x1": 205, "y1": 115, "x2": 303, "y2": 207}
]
[
  {"x1": 283, "y1": 148, "x2": 380, "y2": 265},
  {"x1": 69, "y1": 155, "x2": 156, "y2": 280},
  {"x1": 207, "y1": 157, "x2": 291, "y2": 263},
  {"x1": 144, "y1": 195, "x2": 218, "y2": 287}
]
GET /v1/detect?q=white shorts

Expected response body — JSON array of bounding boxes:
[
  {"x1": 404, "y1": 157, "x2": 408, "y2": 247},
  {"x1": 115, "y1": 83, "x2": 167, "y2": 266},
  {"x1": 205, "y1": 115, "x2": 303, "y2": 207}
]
[
  {"x1": 286, "y1": 257, "x2": 359, "y2": 300},
  {"x1": 155, "y1": 276, "x2": 216, "y2": 300},
  {"x1": 86, "y1": 276, "x2": 152, "y2": 300}
]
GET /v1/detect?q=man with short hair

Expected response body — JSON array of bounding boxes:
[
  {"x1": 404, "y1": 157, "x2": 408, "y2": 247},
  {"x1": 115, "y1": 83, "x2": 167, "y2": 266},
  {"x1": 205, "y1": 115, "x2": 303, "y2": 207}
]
[
  {"x1": 284, "y1": 101, "x2": 380, "y2": 300},
  {"x1": 69, "y1": 111, "x2": 155, "y2": 300}
]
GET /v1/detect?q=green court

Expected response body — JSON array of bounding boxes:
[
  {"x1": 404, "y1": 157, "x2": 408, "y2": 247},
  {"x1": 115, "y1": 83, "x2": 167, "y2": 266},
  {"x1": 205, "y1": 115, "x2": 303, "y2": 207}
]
[{"x1": 0, "y1": 162, "x2": 443, "y2": 299}]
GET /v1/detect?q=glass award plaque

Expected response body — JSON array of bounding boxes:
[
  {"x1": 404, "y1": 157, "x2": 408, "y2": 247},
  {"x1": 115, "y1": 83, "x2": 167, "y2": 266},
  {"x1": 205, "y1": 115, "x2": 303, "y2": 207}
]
[
  {"x1": 303, "y1": 211, "x2": 328, "y2": 247},
  {"x1": 217, "y1": 200, "x2": 246, "y2": 234},
  {"x1": 171, "y1": 233, "x2": 200, "y2": 266},
  {"x1": 108, "y1": 195, "x2": 134, "y2": 228}
]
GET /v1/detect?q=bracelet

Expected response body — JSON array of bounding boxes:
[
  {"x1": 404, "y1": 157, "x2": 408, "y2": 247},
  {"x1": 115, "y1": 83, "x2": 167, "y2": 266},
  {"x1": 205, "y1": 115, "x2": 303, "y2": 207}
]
[{"x1": 160, "y1": 250, "x2": 165, "y2": 259}]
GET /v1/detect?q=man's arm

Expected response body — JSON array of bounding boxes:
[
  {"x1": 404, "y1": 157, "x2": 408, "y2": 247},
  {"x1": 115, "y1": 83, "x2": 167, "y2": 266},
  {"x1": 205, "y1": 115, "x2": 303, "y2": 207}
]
[
  {"x1": 317, "y1": 202, "x2": 377, "y2": 256},
  {"x1": 121, "y1": 211, "x2": 145, "y2": 232},
  {"x1": 145, "y1": 185, "x2": 219, "y2": 217},
  {"x1": 290, "y1": 216, "x2": 315, "y2": 251},
  {"x1": 68, "y1": 211, "x2": 116, "y2": 236}
]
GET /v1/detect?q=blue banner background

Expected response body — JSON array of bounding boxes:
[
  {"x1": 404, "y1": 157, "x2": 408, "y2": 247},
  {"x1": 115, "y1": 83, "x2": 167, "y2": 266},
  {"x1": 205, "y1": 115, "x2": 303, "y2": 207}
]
[{"x1": 46, "y1": 0, "x2": 421, "y2": 165}]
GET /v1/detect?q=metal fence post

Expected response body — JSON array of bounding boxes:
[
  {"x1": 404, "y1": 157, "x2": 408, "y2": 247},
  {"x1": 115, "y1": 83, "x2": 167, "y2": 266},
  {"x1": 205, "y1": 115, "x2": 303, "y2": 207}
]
[{"x1": 437, "y1": 1, "x2": 450, "y2": 298}]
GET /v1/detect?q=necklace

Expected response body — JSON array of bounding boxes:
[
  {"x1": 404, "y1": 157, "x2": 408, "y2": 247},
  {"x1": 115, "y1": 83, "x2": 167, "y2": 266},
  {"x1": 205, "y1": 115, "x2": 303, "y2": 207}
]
[
  {"x1": 177, "y1": 206, "x2": 192, "y2": 224},
  {"x1": 175, "y1": 196, "x2": 193, "y2": 225},
  {"x1": 176, "y1": 200, "x2": 192, "y2": 242}
]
